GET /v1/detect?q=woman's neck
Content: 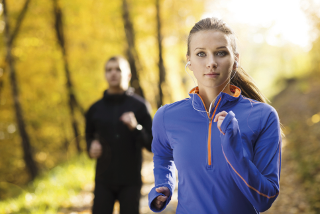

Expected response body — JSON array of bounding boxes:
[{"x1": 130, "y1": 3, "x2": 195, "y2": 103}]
[{"x1": 198, "y1": 83, "x2": 233, "y2": 111}]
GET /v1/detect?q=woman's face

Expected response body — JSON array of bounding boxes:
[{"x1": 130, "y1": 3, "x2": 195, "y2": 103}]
[{"x1": 187, "y1": 30, "x2": 237, "y2": 90}]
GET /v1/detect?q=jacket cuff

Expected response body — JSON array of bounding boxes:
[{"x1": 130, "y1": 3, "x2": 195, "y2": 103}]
[
  {"x1": 221, "y1": 111, "x2": 235, "y2": 134},
  {"x1": 148, "y1": 184, "x2": 172, "y2": 212}
]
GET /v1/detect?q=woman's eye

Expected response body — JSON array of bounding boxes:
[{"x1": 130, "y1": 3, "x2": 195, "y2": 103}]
[
  {"x1": 197, "y1": 52, "x2": 206, "y2": 57},
  {"x1": 216, "y1": 51, "x2": 227, "y2": 56}
]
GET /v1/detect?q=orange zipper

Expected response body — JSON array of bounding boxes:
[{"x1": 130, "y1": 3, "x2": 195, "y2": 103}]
[
  {"x1": 196, "y1": 94, "x2": 222, "y2": 166},
  {"x1": 207, "y1": 98, "x2": 221, "y2": 165}
]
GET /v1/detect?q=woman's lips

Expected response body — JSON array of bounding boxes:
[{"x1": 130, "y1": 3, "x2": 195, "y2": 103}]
[{"x1": 205, "y1": 73, "x2": 219, "y2": 78}]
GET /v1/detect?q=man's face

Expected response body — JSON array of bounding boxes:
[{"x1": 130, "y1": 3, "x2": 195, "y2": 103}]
[{"x1": 104, "y1": 60, "x2": 131, "y2": 89}]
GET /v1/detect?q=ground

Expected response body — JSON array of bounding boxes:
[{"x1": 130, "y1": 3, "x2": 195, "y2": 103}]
[{"x1": 58, "y1": 139, "x2": 312, "y2": 214}]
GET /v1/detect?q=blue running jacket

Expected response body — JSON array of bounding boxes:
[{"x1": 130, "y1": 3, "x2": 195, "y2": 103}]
[{"x1": 148, "y1": 85, "x2": 281, "y2": 214}]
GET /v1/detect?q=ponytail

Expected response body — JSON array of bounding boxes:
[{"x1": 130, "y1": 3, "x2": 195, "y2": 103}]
[{"x1": 231, "y1": 67, "x2": 268, "y2": 103}]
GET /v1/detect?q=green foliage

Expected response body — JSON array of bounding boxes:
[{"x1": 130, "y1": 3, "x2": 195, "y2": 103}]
[{"x1": 0, "y1": 153, "x2": 94, "y2": 214}]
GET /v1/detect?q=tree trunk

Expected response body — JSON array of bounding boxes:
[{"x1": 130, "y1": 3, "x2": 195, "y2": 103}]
[
  {"x1": 2, "y1": 0, "x2": 38, "y2": 180},
  {"x1": 53, "y1": 0, "x2": 82, "y2": 153},
  {"x1": 121, "y1": 0, "x2": 144, "y2": 97},
  {"x1": 1, "y1": 0, "x2": 31, "y2": 109},
  {"x1": 156, "y1": 0, "x2": 166, "y2": 108}
]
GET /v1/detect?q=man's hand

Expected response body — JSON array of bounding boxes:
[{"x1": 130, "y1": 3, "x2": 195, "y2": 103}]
[
  {"x1": 214, "y1": 111, "x2": 228, "y2": 135},
  {"x1": 119, "y1": 111, "x2": 138, "y2": 130},
  {"x1": 89, "y1": 140, "x2": 102, "y2": 159},
  {"x1": 152, "y1": 186, "x2": 170, "y2": 210}
]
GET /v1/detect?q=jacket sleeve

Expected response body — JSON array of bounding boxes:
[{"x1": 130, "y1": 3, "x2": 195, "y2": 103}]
[
  {"x1": 148, "y1": 105, "x2": 176, "y2": 212},
  {"x1": 133, "y1": 102, "x2": 153, "y2": 151},
  {"x1": 85, "y1": 106, "x2": 96, "y2": 156},
  {"x1": 220, "y1": 108, "x2": 281, "y2": 212}
]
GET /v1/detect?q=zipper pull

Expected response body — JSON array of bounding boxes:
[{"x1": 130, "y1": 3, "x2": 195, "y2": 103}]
[{"x1": 208, "y1": 103, "x2": 213, "y2": 115}]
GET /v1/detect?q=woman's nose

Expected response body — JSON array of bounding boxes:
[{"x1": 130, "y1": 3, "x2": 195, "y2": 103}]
[{"x1": 207, "y1": 56, "x2": 217, "y2": 69}]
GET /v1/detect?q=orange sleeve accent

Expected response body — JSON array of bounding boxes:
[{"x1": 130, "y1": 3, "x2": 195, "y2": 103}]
[
  {"x1": 221, "y1": 146, "x2": 279, "y2": 199},
  {"x1": 242, "y1": 96, "x2": 258, "y2": 103}
]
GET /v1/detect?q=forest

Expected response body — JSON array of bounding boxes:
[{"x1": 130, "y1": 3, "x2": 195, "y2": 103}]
[{"x1": 0, "y1": 0, "x2": 320, "y2": 213}]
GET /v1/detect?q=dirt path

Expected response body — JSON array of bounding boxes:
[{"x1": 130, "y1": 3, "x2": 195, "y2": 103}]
[
  {"x1": 263, "y1": 139, "x2": 313, "y2": 214},
  {"x1": 59, "y1": 141, "x2": 312, "y2": 214},
  {"x1": 58, "y1": 150, "x2": 176, "y2": 214}
]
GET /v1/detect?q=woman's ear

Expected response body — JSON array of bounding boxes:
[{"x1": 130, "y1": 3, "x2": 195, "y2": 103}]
[
  {"x1": 233, "y1": 53, "x2": 240, "y2": 70},
  {"x1": 235, "y1": 53, "x2": 240, "y2": 62},
  {"x1": 186, "y1": 55, "x2": 191, "y2": 69}
]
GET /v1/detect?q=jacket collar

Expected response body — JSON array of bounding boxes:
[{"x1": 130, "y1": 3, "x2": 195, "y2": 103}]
[
  {"x1": 103, "y1": 90, "x2": 126, "y2": 103},
  {"x1": 103, "y1": 87, "x2": 135, "y2": 103},
  {"x1": 188, "y1": 85, "x2": 241, "y2": 117}
]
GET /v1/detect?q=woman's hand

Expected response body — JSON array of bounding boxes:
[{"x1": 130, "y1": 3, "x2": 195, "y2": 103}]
[
  {"x1": 152, "y1": 186, "x2": 170, "y2": 210},
  {"x1": 89, "y1": 140, "x2": 102, "y2": 159},
  {"x1": 214, "y1": 111, "x2": 228, "y2": 135}
]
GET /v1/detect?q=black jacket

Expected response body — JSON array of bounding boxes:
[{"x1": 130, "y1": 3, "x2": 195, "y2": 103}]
[{"x1": 85, "y1": 89, "x2": 152, "y2": 185}]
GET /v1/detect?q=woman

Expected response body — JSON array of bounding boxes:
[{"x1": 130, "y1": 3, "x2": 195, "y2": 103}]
[{"x1": 148, "y1": 18, "x2": 281, "y2": 214}]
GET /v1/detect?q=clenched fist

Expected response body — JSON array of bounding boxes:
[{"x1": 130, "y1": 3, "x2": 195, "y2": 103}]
[
  {"x1": 214, "y1": 111, "x2": 228, "y2": 135},
  {"x1": 152, "y1": 186, "x2": 170, "y2": 210},
  {"x1": 119, "y1": 111, "x2": 138, "y2": 130}
]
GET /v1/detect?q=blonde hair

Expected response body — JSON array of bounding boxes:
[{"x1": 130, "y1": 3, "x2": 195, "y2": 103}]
[{"x1": 187, "y1": 17, "x2": 267, "y2": 103}]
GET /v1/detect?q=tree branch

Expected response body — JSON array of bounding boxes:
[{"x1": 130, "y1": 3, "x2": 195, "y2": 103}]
[{"x1": 8, "y1": 0, "x2": 31, "y2": 46}]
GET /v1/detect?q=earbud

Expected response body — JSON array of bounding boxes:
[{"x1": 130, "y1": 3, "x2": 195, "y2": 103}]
[{"x1": 185, "y1": 57, "x2": 238, "y2": 115}]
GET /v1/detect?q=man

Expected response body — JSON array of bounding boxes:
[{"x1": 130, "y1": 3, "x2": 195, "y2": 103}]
[{"x1": 85, "y1": 56, "x2": 152, "y2": 214}]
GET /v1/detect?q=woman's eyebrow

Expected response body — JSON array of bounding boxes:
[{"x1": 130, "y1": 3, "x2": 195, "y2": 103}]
[{"x1": 194, "y1": 46, "x2": 227, "y2": 51}]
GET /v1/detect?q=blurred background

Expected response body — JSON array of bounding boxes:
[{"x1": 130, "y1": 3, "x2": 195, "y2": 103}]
[{"x1": 0, "y1": 0, "x2": 320, "y2": 213}]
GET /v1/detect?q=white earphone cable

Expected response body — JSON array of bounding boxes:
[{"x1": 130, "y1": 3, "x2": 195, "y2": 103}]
[{"x1": 185, "y1": 62, "x2": 238, "y2": 115}]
